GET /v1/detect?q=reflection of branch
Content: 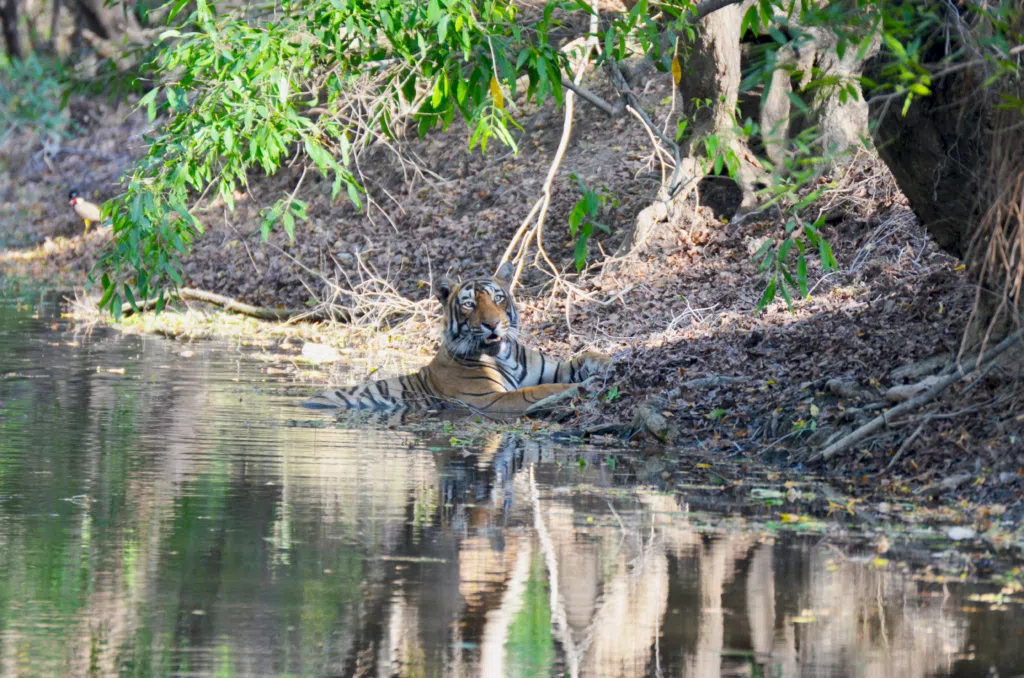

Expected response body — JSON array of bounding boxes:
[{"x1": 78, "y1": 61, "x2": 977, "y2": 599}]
[{"x1": 529, "y1": 467, "x2": 580, "y2": 677}]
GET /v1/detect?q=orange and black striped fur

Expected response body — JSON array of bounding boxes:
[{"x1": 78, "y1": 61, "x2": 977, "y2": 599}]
[{"x1": 305, "y1": 262, "x2": 611, "y2": 417}]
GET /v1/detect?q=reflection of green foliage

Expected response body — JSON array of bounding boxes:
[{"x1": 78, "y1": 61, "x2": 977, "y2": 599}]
[
  {"x1": 0, "y1": 300, "x2": 456, "y2": 677},
  {"x1": 505, "y1": 553, "x2": 555, "y2": 678},
  {"x1": 214, "y1": 644, "x2": 236, "y2": 678},
  {"x1": 411, "y1": 479, "x2": 438, "y2": 542}
]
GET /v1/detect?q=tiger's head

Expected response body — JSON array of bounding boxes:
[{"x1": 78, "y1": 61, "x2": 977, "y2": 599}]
[{"x1": 434, "y1": 262, "x2": 520, "y2": 358}]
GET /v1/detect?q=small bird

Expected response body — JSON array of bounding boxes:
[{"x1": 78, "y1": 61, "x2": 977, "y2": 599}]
[{"x1": 68, "y1": 189, "x2": 103, "y2": 234}]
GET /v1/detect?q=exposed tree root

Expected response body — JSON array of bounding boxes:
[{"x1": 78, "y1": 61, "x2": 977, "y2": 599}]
[{"x1": 810, "y1": 326, "x2": 1024, "y2": 464}]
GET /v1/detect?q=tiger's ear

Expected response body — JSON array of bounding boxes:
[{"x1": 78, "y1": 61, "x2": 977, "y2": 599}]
[
  {"x1": 433, "y1": 277, "x2": 454, "y2": 304},
  {"x1": 493, "y1": 261, "x2": 514, "y2": 287}
]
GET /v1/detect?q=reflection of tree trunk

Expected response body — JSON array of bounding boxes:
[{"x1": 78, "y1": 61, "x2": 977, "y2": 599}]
[
  {"x1": 479, "y1": 539, "x2": 532, "y2": 677},
  {"x1": 581, "y1": 535, "x2": 669, "y2": 678},
  {"x1": 686, "y1": 534, "x2": 749, "y2": 678},
  {"x1": 745, "y1": 542, "x2": 775, "y2": 659},
  {"x1": 529, "y1": 467, "x2": 581, "y2": 677}
]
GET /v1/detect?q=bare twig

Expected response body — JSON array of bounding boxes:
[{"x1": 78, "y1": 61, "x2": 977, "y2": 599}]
[
  {"x1": 500, "y1": 0, "x2": 600, "y2": 290},
  {"x1": 882, "y1": 422, "x2": 925, "y2": 472}
]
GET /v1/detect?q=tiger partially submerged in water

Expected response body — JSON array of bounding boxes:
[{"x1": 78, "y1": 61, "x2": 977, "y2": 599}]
[{"x1": 305, "y1": 262, "x2": 611, "y2": 417}]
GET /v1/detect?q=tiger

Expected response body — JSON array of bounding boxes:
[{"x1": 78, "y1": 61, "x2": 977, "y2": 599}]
[{"x1": 304, "y1": 262, "x2": 611, "y2": 417}]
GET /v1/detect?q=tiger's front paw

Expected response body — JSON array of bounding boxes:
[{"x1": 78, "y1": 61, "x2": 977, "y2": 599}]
[{"x1": 578, "y1": 351, "x2": 612, "y2": 380}]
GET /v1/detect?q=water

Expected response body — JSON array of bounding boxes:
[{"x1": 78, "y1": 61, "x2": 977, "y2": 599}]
[{"x1": 1, "y1": 287, "x2": 1022, "y2": 678}]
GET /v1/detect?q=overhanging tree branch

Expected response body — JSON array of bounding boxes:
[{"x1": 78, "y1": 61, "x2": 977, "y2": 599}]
[{"x1": 560, "y1": 0, "x2": 747, "y2": 118}]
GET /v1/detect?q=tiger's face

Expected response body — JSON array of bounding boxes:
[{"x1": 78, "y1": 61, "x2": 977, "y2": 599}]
[{"x1": 435, "y1": 262, "x2": 520, "y2": 357}]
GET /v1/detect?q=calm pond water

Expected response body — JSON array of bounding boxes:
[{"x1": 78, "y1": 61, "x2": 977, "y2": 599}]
[{"x1": 1, "y1": 286, "x2": 1023, "y2": 678}]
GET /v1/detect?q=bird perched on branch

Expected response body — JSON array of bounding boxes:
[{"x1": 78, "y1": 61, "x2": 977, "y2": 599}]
[{"x1": 68, "y1": 189, "x2": 103, "y2": 234}]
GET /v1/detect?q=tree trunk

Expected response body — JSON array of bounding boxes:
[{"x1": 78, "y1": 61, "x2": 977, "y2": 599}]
[
  {"x1": 1, "y1": 0, "x2": 22, "y2": 59},
  {"x1": 866, "y1": 6, "x2": 1024, "y2": 354},
  {"x1": 67, "y1": 0, "x2": 137, "y2": 40},
  {"x1": 678, "y1": 2, "x2": 763, "y2": 209}
]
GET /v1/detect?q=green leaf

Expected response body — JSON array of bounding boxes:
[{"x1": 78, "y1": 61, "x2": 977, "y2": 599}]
[
  {"x1": 753, "y1": 238, "x2": 774, "y2": 262},
  {"x1": 124, "y1": 283, "x2": 139, "y2": 313},
  {"x1": 819, "y1": 238, "x2": 837, "y2": 272},
  {"x1": 569, "y1": 201, "x2": 586, "y2": 236},
  {"x1": 741, "y1": 5, "x2": 760, "y2": 37},
  {"x1": 778, "y1": 239, "x2": 793, "y2": 261},
  {"x1": 278, "y1": 76, "x2": 290, "y2": 105},
  {"x1": 883, "y1": 34, "x2": 907, "y2": 59},
  {"x1": 757, "y1": 277, "x2": 777, "y2": 311},
  {"x1": 797, "y1": 252, "x2": 808, "y2": 296},
  {"x1": 139, "y1": 87, "x2": 160, "y2": 122},
  {"x1": 793, "y1": 187, "x2": 825, "y2": 210},
  {"x1": 574, "y1": 235, "x2": 588, "y2": 272},
  {"x1": 432, "y1": 78, "x2": 444, "y2": 107},
  {"x1": 779, "y1": 278, "x2": 794, "y2": 310},
  {"x1": 282, "y1": 210, "x2": 295, "y2": 241},
  {"x1": 346, "y1": 181, "x2": 362, "y2": 209}
]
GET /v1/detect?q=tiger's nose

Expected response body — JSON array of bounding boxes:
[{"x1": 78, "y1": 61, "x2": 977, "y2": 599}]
[{"x1": 482, "y1": 320, "x2": 498, "y2": 332}]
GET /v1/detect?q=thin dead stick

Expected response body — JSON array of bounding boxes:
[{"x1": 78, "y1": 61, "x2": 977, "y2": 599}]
[
  {"x1": 881, "y1": 422, "x2": 925, "y2": 473},
  {"x1": 810, "y1": 326, "x2": 1024, "y2": 463},
  {"x1": 500, "y1": 0, "x2": 599, "y2": 290}
]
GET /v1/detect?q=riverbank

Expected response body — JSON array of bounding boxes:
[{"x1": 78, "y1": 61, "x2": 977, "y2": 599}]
[{"x1": 2, "y1": 81, "x2": 1021, "y2": 513}]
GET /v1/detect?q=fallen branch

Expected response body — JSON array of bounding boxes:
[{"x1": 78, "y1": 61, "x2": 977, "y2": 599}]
[
  {"x1": 120, "y1": 287, "x2": 344, "y2": 322},
  {"x1": 810, "y1": 326, "x2": 1024, "y2": 463}
]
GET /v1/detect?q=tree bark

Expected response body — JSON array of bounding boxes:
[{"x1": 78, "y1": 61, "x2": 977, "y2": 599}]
[
  {"x1": 866, "y1": 5, "x2": 1024, "y2": 353},
  {"x1": 1, "y1": 0, "x2": 22, "y2": 59},
  {"x1": 678, "y1": 2, "x2": 763, "y2": 209},
  {"x1": 66, "y1": 0, "x2": 137, "y2": 40}
]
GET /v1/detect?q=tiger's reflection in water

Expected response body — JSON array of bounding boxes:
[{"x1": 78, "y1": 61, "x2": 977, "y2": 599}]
[{"x1": 360, "y1": 432, "x2": 965, "y2": 678}]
